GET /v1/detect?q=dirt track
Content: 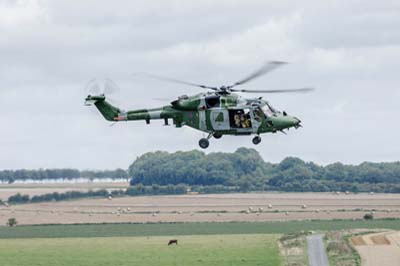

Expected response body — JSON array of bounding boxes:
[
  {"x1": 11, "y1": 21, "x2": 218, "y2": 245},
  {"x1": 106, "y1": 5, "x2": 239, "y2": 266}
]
[
  {"x1": 352, "y1": 231, "x2": 400, "y2": 266},
  {"x1": 1, "y1": 192, "x2": 400, "y2": 225}
]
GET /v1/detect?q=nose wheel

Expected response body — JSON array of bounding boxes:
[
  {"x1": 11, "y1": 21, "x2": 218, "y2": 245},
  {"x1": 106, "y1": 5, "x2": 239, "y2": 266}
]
[{"x1": 252, "y1": 135, "x2": 261, "y2": 145}]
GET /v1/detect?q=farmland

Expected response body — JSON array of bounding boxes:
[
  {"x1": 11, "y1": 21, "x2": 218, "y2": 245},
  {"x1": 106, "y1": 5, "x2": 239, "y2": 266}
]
[
  {"x1": 1, "y1": 220, "x2": 400, "y2": 239},
  {"x1": 2, "y1": 189, "x2": 400, "y2": 266},
  {"x1": 1, "y1": 222, "x2": 400, "y2": 266},
  {"x1": 1, "y1": 192, "x2": 400, "y2": 225},
  {"x1": 351, "y1": 231, "x2": 400, "y2": 266},
  {"x1": 0, "y1": 234, "x2": 282, "y2": 266}
]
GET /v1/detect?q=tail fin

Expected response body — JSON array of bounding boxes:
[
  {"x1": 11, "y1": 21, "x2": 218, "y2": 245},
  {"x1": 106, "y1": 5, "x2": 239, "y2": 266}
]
[{"x1": 85, "y1": 95, "x2": 120, "y2": 121}]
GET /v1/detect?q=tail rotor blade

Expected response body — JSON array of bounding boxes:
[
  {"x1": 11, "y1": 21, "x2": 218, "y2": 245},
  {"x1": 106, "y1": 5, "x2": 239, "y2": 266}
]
[
  {"x1": 85, "y1": 78, "x2": 120, "y2": 95},
  {"x1": 85, "y1": 79, "x2": 102, "y2": 95},
  {"x1": 104, "y1": 78, "x2": 120, "y2": 94}
]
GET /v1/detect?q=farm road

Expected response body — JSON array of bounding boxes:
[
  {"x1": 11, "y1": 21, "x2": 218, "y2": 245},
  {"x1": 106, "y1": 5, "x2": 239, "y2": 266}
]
[{"x1": 307, "y1": 234, "x2": 329, "y2": 266}]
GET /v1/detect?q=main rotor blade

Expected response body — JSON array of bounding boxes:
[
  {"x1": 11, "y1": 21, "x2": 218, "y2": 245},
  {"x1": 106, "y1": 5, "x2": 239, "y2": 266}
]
[
  {"x1": 133, "y1": 73, "x2": 218, "y2": 90},
  {"x1": 228, "y1": 61, "x2": 287, "y2": 88},
  {"x1": 152, "y1": 97, "x2": 173, "y2": 102},
  {"x1": 231, "y1": 87, "x2": 315, "y2": 93}
]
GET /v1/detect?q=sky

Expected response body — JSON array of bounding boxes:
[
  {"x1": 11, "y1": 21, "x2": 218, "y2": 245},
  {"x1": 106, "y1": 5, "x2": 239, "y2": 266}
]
[{"x1": 0, "y1": 0, "x2": 399, "y2": 170}]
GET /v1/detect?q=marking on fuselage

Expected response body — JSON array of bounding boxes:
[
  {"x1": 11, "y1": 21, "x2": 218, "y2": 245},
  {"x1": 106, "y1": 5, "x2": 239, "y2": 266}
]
[
  {"x1": 198, "y1": 97, "x2": 207, "y2": 131},
  {"x1": 199, "y1": 110, "x2": 206, "y2": 131},
  {"x1": 149, "y1": 110, "x2": 162, "y2": 119},
  {"x1": 210, "y1": 109, "x2": 230, "y2": 130}
]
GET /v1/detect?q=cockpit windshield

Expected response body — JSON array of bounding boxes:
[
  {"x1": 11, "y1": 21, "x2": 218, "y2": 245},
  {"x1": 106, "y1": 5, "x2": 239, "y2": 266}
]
[{"x1": 262, "y1": 103, "x2": 278, "y2": 117}]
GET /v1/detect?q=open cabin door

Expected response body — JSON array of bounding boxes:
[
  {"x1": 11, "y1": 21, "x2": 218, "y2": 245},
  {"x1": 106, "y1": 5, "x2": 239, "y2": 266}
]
[
  {"x1": 226, "y1": 107, "x2": 263, "y2": 134},
  {"x1": 228, "y1": 108, "x2": 252, "y2": 134}
]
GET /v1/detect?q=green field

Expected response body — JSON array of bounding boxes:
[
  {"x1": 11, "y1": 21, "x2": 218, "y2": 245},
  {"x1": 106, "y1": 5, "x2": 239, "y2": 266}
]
[
  {"x1": 0, "y1": 234, "x2": 282, "y2": 266},
  {"x1": 0, "y1": 219, "x2": 399, "y2": 239},
  {"x1": 1, "y1": 219, "x2": 399, "y2": 266}
]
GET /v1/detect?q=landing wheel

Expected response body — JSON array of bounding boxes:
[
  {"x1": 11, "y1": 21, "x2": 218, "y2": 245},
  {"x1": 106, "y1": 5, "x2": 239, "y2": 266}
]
[
  {"x1": 252, "y1": 136, "x2": 261, "y2": 145},
  {"x1": 213, "y1": 133, "x2": 222, "y2": 139},
  {"x1": 199, "y1": 138, "x2": 210, "y2": 149}
]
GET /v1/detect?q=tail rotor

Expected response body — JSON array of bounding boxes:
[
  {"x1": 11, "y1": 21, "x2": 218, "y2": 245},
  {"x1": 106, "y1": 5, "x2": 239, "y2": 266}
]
[{"x1": 84, "y1": 78, "x2": 120, "y2": 106}]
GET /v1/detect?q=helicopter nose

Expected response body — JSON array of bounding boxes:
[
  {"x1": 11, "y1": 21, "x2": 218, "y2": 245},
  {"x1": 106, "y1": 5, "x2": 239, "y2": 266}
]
[
  {"x1": 293, "y1": 117, "x2": 302, "y2": 128},
  {"x1": 271, "y1": 115, "x2": 302, "y2": 130}
]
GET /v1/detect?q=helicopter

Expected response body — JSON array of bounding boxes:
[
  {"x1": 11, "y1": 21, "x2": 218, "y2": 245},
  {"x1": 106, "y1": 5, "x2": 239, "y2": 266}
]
[{"x1": 84, "y1": 61, "x2": 313, "y2": 149}]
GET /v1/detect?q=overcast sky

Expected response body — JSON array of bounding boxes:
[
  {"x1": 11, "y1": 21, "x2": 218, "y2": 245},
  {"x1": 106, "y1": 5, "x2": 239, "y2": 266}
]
[{"x1": 1, "y1": 0, "x2": 399, "y2": 170}]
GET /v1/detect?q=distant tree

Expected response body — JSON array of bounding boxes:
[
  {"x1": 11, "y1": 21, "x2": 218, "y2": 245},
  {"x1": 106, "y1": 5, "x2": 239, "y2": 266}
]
[
  {"x1": 8, "y1": 193, "x2": 30, "y2": 204},
  {"x1": 238, "y1": 176, "x2": 251, "y2": 192},
  {"x1": 7, "y1": 218, "x2": 17, "y2": 227},
  {"x1": 114, "y1": 168, "x2": 129, "y2": 179},
  {"x1": 363, "y1": 213, "x2": 374, "y2": 220}
]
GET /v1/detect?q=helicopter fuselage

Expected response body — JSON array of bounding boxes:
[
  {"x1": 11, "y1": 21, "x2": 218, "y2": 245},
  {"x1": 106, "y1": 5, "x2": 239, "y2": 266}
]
[{"x1": 85, "y1": 91, "x2": 301, "y2": 148}]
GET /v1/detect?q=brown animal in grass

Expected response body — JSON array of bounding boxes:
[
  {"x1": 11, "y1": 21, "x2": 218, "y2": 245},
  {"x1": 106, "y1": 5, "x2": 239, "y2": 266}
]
[{"x1": 168, "y1": 239, "x2": 178, "y2": 245}]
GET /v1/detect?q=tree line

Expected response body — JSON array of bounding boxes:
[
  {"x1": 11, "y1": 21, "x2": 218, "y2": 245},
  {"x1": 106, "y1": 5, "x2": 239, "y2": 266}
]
[
  {"x1": 128, "y1": 148, "x2": 400, "y2": 193},
  {"x1": 6, "y1": 184, "x2": 193, "y2": 204},
  {"x1": 2, "y1": 148, "x2": 400, "y2": 193},
  {"x1": 7, "y1": 190, "x2": 110, "y2": 204},
  {"x1": 5, "y1": 184, "x2": 246, "y2": 204},
  {"x1": 0, "y1": 169, "x2": 128, "y2": 183}
]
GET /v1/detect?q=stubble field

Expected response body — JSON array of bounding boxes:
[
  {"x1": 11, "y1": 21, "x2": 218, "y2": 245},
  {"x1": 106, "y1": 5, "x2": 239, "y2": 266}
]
[
  {"x1": 1, "y1": 191, "x2": 400, "y2": 225},
  {"x1": 351, "y1": 231, "x2": 400, "y2": 266}
]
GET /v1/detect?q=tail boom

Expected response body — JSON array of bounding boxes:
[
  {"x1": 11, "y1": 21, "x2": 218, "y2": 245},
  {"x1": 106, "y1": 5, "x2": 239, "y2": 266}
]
[{"x1": 86, "y1": 95, "x2": 179, "y2": 123}]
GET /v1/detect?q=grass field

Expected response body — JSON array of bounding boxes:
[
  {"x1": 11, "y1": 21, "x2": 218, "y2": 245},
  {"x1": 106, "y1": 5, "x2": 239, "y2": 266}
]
[
  {"x1": 0, "y1": 234, "x2": 282, "y2": 266},
  {"x1": 0, "y1": 219, "x2": 399, "y2": 238}
]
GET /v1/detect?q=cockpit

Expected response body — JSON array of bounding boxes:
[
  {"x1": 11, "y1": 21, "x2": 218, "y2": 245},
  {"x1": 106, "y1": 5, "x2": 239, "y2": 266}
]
[{"x1": 261, "y1": 102, "x2": 278, "y2": 117}]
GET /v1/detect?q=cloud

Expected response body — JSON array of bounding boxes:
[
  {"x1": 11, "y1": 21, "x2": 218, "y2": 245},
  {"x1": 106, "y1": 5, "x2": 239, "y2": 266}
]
[
  {"x1": 0, "y1": 0, "x2": 399, "y2": 169},
  {"x1": 0, "y1": 0, "x2": 47, "y2": 27}
]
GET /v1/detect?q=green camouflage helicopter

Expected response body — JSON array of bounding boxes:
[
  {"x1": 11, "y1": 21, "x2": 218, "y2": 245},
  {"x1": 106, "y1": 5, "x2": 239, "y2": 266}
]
[{"x1": 85, "y1": 61, "x2": 313, "y2": 149}]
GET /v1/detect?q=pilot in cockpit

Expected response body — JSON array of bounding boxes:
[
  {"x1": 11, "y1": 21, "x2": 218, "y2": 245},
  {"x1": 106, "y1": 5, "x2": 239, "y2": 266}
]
[{"x1": 254, "y1": 108, "x2": 264, "y2": 122}]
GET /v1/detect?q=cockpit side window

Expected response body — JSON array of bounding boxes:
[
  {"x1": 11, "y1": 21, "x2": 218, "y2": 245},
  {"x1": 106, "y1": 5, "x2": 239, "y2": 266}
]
[
  {"x1": 254, "y1": 107, "x2": 265, "y2": 122},
  {"x1": 262, "y1": 105, "x2": 273, "y2": 117},
  {"x1": 267, "y1": 103, "x2": 277, "y2": 113},
  {"x1": 262, "y1": 102, "x2": 278, "y2": 117}
]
